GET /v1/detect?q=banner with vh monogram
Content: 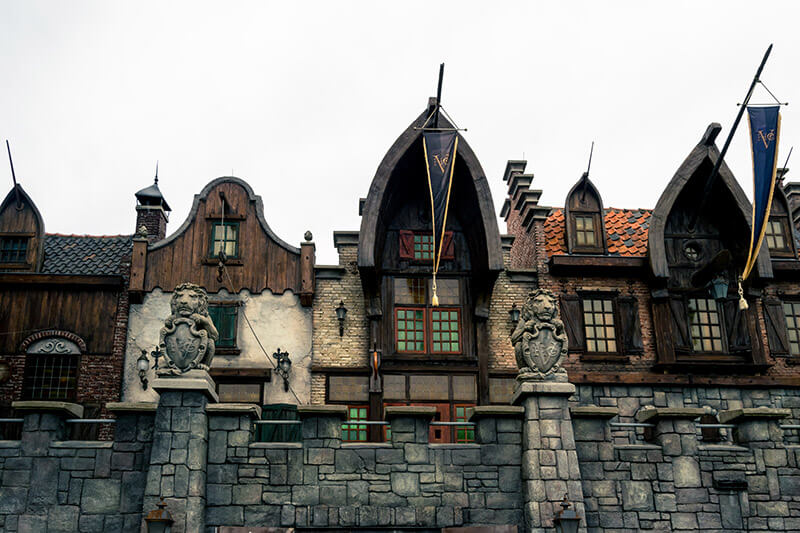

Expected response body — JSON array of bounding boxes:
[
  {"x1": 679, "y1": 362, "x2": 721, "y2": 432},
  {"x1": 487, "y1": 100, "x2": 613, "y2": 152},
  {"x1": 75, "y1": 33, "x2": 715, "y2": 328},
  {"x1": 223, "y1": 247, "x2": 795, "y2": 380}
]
[{"x1": 423, "y1": 131, "x2": 459, "y2": 273}]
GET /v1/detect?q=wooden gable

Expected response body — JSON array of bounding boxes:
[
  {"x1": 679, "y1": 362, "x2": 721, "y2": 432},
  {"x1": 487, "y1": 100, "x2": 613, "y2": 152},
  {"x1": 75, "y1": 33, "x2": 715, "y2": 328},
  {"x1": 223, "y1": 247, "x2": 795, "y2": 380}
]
[{"x1": 0, "y1": 185, "x2": 45, "y2": 271}]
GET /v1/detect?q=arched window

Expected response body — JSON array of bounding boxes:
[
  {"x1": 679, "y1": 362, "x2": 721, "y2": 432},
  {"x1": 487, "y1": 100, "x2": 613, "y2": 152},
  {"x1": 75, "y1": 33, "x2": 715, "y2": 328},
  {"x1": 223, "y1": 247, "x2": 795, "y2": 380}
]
[
  {"x1": 565, "y1": 176, "x2": 607, "y2": 254},
  {"x1": 21, "y1": 333, "x2": 82, "y2": 402}
]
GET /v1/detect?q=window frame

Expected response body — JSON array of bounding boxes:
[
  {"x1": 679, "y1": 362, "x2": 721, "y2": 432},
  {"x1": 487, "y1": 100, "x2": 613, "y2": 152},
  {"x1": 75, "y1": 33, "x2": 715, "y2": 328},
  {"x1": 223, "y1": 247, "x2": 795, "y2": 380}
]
[
  {"x1": 782, "y1": 300, "x2": 800, "y2": 357},
  {"x1": 453, "y1": 403, "x2": 476, "y2": 444},
  {"x1": 0, "y1": 233, "x2": 32, "y2": 267},
  {"x1": 22, "y1": 351, "x2": 80, "y2": 402},
  {"x1": 581, "y1": 296, "x2": 619, "y2": 355},
  {"x1": 569, "y1": 211, "x2": 604, "y2": 254},
  {"x1": 686, "y1": 297, "x2": 727, "y2": 354},
  {"x1": 765, "y1": 215, "x2": 795, "y2": 257},
  {"x1": 208, "y1": 301, "x2": 241, "y2": 355},
  {"x1": 209, "y1": 221, "x2": 240, "y2": 259},
  {"x1": 398, "y1": 230, "x2": 455, "y2": 263},
  {"x1": 342, "y1": 405, "x2": 369, "y2": 442},
  {"x1": 567, "y1": 291, "x2": 626, "y2": 360}
]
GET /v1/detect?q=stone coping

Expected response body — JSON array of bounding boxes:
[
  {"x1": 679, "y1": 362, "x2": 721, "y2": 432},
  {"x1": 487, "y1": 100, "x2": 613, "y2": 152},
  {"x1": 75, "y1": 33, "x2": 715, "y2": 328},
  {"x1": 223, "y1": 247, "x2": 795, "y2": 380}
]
[
  {"x1": 12, "y1": 401, "x2": 84, "y2": 419},
  {"x1": 106, "y1": 402, "x2": 158, "y2": 413},
  {"x1": 341, "y1": 443, "x2": 393, "y2": 449},
  {"x1": 467, "y1": 406, "x2": 524, "y2": 422},
  {"x1": 635, "y1": 407, "x2": 706, "y2": 423},
  {"x1": 152, "y1": 370, "x2": 219, "y2": 402},
  {"x1": 570, "y1": 406, "x2": 619, "y2": 419},
  {"x1": 0, "y1": 441, "x2": 21, "y2": 448},
  {"x1": 718, "y1": 407, "x2": 792, "y2": 424},
  {"x1": 297, "y1": 405, "x2": 348, "y2": 418},
  {"x1": 384, "y1": 406, "x2": 437, "y2": 419},
  {"x1": 430, "y1": 443, "x2": 482, "y2": 449},
  {"x1": 511, "y1": 381, "x2": 576, "y2": 405},
  {"x1": 698, "y1": 444, "x2": 751, "y2": 454},
  {"x1": 612, "y1": 443, "x2": 662, "y2": 451},
  {"x1": 248, "y1": 442, "x2": 303, "y2": 449},
  {"x1": 50, "y1": 441, "x2": 114, "y2": 449},
  {"x1": 206, "y1": 403, "x2": 262, "y2": 419}
]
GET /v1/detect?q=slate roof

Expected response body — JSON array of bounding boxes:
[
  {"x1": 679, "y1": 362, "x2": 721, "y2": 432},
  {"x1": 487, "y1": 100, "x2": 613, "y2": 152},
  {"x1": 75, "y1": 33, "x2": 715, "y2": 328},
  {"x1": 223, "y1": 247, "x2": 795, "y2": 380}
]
[
  {"x1": 40, "y1": 234, "x2": 132, "y2": 275},
  {"x1": 544, "y1": 208, "x2": 651, "y2": 257}
]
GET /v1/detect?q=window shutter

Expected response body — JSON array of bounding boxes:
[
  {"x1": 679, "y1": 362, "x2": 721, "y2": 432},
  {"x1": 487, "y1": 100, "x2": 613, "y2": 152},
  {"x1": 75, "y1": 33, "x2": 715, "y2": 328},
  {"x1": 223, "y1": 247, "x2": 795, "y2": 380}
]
[
  {"x1": 440, "y1": 232, "x2": 455, "y2": 260},
  {"x1": 617, "y1": 296, "x2": 644, "y2": 354},
  {"x1": 763, "y1": 299, "x2": 790, "y2": 355},
  {"x1": 560, "y1": 295, "x2": 585, "y2": 351},
  {"x1": 399, "y1": 231, "x2": 415, "y2": 260},
  {"x1": 669, "y1": 297, "x2": 691, "y2": 352},
  {"x1": 722, "y1": 299, "x2": 751, "y2": 353}
]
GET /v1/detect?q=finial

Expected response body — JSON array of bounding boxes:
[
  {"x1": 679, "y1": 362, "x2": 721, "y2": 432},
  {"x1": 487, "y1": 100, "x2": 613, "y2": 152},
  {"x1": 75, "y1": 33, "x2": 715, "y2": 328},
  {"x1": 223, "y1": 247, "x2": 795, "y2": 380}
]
[
  {"x1": 154, "y1": 161, "x2": 159, "y2": 185},
  {"x1": 136, "y1": 225, "x2": 148, "y2": 239},
  {"x1": 304, "y1": 231, "x2": 313, "y2": 242}
]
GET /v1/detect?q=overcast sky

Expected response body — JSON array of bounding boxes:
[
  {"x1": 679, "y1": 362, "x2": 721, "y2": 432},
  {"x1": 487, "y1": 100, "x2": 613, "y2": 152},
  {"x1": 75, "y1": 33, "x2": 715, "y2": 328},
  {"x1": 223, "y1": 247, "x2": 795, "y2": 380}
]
[{"x1": 2, "y1": 1, "x2": 799, "y2": 264}]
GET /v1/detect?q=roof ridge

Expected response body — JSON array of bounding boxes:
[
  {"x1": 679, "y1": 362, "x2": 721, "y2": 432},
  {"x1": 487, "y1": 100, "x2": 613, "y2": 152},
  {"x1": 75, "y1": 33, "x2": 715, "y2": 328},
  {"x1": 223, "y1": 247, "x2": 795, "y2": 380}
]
[{"x1": 46, "y1": 233, "x2": 133, "y2": 239}]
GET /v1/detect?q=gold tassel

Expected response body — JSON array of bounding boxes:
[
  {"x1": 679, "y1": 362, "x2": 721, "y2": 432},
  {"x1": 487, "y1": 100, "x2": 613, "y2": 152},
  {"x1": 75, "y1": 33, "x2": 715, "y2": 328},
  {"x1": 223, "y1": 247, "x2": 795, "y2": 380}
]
[
  {"x1": 431, "y1": 277, "x2": 439, "y2": 307},
  {"x1": 738, "y1": 277, "x2": 749, "y2": 310}
]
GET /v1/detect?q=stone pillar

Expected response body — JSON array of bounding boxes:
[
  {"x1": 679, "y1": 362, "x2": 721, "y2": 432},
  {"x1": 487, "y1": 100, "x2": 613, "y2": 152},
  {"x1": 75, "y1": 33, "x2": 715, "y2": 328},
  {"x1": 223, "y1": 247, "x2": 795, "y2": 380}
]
[
  {"x1": 719, "y1": 407, "x2": 791, "y2": 447},
  {"x1": 512, "y1": 381, "x2": 585, "y2": 533},
  {"x1": 11, "y1": 401, "x2": 84, "y2": 531},
  {"x1": 385, "y1": 406, "x2": 435, "y2": 447},
  {"x1": 635, "y1": 407, "x2": 706, "y2": 456},
  {"x1": 143, "y1": 370, "x2": 218, "y2": 533}
]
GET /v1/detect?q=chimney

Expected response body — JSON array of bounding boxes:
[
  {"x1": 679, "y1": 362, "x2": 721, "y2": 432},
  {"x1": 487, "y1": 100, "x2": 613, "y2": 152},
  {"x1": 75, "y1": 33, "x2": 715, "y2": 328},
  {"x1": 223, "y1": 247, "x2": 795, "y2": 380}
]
[{"x1": 134, "y1": 174, "x2": 171, "y2": 243}]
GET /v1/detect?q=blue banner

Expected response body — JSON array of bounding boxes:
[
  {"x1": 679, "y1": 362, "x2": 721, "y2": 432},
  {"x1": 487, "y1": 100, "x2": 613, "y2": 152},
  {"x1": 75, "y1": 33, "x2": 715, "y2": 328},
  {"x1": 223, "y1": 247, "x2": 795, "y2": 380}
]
[
  {"x1": 423, "y1": 131, "x2": 459, "y2": 271},
  {"x1": 743, "y1": 106, "x2": 781, "y2": 279}
]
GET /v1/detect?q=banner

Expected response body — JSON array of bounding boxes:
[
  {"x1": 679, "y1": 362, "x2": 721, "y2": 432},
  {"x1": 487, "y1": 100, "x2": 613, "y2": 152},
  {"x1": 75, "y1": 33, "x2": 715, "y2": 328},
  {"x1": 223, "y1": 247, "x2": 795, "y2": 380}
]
[
  {"x1": 423, "y1": 131, "x2": 459, "y2": 273},
  {"x1": 742, "y1": 106, "x2": 781, "y2": 280}
]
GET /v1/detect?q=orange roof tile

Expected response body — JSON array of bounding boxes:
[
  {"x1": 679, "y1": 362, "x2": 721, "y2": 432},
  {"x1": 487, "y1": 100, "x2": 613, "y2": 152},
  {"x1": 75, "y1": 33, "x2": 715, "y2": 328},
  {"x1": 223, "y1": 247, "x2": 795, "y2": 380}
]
[{"x1": 544, "y1": 208, "x2": 651, "y2": 257}]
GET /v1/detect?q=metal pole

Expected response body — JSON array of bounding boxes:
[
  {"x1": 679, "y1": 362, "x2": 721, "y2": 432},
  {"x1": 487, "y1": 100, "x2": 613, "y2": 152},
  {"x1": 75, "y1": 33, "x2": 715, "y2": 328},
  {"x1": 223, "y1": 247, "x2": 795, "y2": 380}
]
[
  {"x1": 5, "y1": 140, "x2": 21, "y2": 208},
  {"x1": 690, "y1": 44, "x2": 773, "y2": 230},
  {"x1": 434, "y1": 63, "x2": 444, "y2": 128}
]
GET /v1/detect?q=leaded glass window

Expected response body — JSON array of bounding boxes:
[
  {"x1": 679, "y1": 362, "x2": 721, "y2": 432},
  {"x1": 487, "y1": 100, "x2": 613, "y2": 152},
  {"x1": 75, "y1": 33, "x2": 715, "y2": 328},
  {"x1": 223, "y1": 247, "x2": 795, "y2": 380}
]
[
  {"x1": 583, "y1": 298, "x2": 617, "y2": 353},
  {"x1": 413, "y1": 234, "x2": 433, "y2": 260},
  {"x1": 783, "y1": 302, "x2": 800, "y2": 356},
  {"x1": 0, "y1": 237, "x2": 28, "y2": 263},
  {"x1": 431, "y1": 309, "x2": 461, "y2": 353},
  {"x1": 210, "y1": 222, "x2": 239, "y2": 258},
  {"x1": 454, "y1": 404, "x2": 475, "y2": 443},
  {"x1": 396, "y1": 308, "x2": 425, "y2": 353},
  {"x1": 575, "y1": 215, "x2": 597, "y2": 247},
  {"x1": 688, "y1": 298, "x2": 724, "y2": 352},
  {"x1": 342, "y1": 406, "x2": 368, "y2": 442},
  {"x1": 765, "y1": 218, "x2": 789, "y2": 252}
]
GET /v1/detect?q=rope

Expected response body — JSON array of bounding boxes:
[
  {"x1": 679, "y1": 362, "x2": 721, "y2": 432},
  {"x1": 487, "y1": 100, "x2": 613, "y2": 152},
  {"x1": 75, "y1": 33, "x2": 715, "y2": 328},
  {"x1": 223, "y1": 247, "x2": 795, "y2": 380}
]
[{"x1": 220, "y1": 265, "x2": 303, "y2": 404}]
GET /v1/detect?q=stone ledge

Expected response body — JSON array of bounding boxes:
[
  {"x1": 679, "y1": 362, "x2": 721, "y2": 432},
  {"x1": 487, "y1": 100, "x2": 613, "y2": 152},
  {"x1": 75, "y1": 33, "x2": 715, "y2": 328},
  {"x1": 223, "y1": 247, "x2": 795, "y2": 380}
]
[
  {"x1": 613, "y1": 444, "x2": 662, "y2": 451},
  {"x1": 718, "y1": 407, "x2": 792, "y2": 424},
  {"x1": 384, "y1": 406, "x2": 437, "y2": 419},
  {"x1": 429, "y1": 443, "x2": 482, "y2": 449},
  {"x1": 50, "y1": 441, "x2": 114, "y2": 449},
  {"x1": 698, "y1": 444, "x2": 751, "y2": 454},
  {"x1": 0, "y1": 441, "x2": 21, "y2": 448},
  {"x1": 206, "y1": 403, "x2": 262, "y2": 419},
  {"x1": 467, "y1": 406, "x2": 524, "y2": 421},
  {"x1": 570, "y1": 406, "x2": 619, "y2": 419},
  {"x1": 152, "y1": 369, "x2": 219, "y2": 402},
  {"x1": 106, "y1": 402, "x2": 158, "y2": 413},
  {"x1": 297, "y1": 405, "x2": 348, "y2": 418},
  {"x1": 635, "y1": 407, "x2": 706, "y2": 423},
  {"x1": 341, "y1": 443, "x2": 393, "y2": 449},
  {"x1": 511, "y1": 381, "x2": 576, "y2": 405},
  {"x1": 12, "y1": 401, "x2": 84, "y2": 419},
  {"x1": 248, "y1": 442, "x2": 303, "y2": 449}
]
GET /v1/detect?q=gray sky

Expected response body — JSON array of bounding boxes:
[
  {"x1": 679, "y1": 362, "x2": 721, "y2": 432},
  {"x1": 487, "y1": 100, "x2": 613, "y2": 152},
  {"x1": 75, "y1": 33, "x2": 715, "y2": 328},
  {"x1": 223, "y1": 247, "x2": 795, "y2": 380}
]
[{"x1": 2, "y1": 1, "x2": 799, "y2": 264}]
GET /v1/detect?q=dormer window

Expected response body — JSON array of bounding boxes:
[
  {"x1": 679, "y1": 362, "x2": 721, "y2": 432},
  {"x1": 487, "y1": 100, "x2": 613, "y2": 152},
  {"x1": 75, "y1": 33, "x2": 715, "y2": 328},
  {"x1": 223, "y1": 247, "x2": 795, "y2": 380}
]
[
  {"x1": 565, "y1": 176, "x2": 607, "y2": 255},
  {"x1": 398, "y1": 230, "x2": 454, "y2": 262},
  {"x1": 210, "y1": 222, "x2": 239, "y2": 258},
  {"x1": 0, "y1": 236, "x2": 28, "y2": 263},
  {"x1": 765, "y1": 217, "x2": 791, "y2": 253},
  {"x1": 765, "y1": 188, "x2": 797, "y2": 258}
]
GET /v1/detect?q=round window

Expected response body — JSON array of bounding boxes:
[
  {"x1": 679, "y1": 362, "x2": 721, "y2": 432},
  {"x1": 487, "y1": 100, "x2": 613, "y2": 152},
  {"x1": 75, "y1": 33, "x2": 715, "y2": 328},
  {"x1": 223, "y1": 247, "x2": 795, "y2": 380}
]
[{"x1": 683, "y1": 242, "x2": 701, "y2": 262}]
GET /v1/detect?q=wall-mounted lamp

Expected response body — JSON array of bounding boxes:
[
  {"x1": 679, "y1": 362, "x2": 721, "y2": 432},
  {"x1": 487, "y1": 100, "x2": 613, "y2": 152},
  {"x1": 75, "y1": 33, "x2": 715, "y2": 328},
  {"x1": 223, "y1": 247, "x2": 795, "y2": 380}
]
[
  {"x1": 509, "y1": 303, "x2": 521, "y2": 323},
  {"x1": 708, "y1": 274, "x2": 729, "y2": 301},
  {"x1": 335, "y1": 300, "x2": 348, "y2": 336},
  {"x1": 273, "y1": 348, "x2": 292, "y2": 392},
  {"x1": 369, "y1": 346, "x2": 382, "y2": 393},
  {"x1": 143, "y1": 499, "x2": 174, "y2": 533},
  {"x1": 137, "y1": 350, "x2": 150, "y2": 390},
  {"x1": 553, "y1": 494, "x2": 581, "y2": 533},
  {"x1": 0, "y1": 358, "x2": 10, "y2": 384}
]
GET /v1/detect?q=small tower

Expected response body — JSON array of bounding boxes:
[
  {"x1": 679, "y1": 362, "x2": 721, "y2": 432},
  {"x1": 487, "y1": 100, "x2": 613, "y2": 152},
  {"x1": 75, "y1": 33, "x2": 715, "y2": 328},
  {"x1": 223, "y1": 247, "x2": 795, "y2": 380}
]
[{"x1": 135, "y1": 165, "x2": 171, "y2": 243}]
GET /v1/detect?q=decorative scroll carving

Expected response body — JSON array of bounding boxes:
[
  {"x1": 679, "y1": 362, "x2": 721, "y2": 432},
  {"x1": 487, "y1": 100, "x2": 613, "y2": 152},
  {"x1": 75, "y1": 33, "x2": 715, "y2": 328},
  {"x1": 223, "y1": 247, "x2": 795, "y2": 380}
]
[
  {"x1": 155, "y1": 283, "x2": 219, "y2": 376},
  {"x1": 511, "y1": 289, "x2": 569, "y2": 380}
]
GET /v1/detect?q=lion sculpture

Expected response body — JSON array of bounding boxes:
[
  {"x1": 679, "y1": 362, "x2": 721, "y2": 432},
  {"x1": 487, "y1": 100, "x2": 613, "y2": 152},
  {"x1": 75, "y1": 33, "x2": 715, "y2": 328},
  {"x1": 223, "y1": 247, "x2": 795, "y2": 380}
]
[
  {"x1": 511, "y1": 289, "x2": 568, "y2": 379},
  {"x1": 156, "y1": 282, "x2": 219, "y2": 375}
]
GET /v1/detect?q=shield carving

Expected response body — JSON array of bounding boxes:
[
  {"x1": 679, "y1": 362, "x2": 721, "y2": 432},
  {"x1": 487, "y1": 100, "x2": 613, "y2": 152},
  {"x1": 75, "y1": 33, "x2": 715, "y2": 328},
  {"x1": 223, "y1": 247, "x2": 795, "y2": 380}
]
[
  {"x1": 523, "y1": 323, "x2": 564, "y2": 374},
  {"x1": 163, "y1": 318, "x2": 208, "y2": 372}
]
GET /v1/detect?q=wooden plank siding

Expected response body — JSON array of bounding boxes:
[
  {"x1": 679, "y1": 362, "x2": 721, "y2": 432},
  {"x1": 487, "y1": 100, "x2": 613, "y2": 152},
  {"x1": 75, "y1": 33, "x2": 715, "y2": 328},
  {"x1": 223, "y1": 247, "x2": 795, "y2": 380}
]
[
  {"x1": 142, "y1": 179, "x2": 302, "y2": 295},
  {"x1": 0, "y1": 286, "x2": 120, "y2": 354}
]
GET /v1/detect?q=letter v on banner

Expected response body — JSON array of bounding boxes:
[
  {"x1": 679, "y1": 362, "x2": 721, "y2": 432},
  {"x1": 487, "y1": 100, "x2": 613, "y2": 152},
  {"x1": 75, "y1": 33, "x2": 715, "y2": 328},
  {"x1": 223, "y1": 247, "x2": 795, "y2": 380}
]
[
  {"x1": 741, "y1": 105, "x2": 781, "y2": 285},
  {"x1": 423, "y1": 130, "x2": 458, "y2": 306}
]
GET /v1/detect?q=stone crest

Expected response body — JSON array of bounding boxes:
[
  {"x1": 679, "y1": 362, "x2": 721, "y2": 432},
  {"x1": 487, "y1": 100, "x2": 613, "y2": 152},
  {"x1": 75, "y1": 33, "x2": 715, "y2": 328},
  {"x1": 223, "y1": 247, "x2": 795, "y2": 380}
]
[
  {"x1": 511, "y1": 289, "x2": 568, "y2": 380},
  {"x1": 156, "y1": 283, "x2": 219, "y2": 376}
]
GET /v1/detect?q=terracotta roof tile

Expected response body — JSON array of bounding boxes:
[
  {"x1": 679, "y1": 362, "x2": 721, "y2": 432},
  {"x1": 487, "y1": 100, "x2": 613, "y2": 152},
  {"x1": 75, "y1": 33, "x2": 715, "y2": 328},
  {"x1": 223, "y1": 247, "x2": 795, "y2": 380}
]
[{"x1": 544, "y1": 208, "x2": 651, "y2": 257}]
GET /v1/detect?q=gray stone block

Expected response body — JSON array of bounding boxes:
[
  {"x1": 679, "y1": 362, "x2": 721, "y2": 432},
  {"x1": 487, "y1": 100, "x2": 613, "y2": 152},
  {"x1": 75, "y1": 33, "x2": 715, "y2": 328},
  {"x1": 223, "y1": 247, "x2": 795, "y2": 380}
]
[
  {"x1": 233, "y1": 484, "x2": 262, "y2": 505},
  {"x1": 376, "y1": 448, "x2": 404, "y2": 464},
  {"x1": 672, "y1": 456, "x2": 701, "y2": 488},
  {"x1": 481, "y1": 444, "x2": 520, "y2": 466},
  {"x1": 347, "y1": 480, "x2": 369, "y2": 505},
  {"x1": 335, "y1": 449, "x2": 365, "y2": 473},
  {"x1": 81, "y1": 478, "x2": 121, "y2": 514},
  {"x1": 671, "y1": 512, "x2": 698, "y2": 530},
  {"x1": 369, "y1": 491, "x2": 406, "y2": 507},
  {"x1": 48, "y1": 505, "x2": 79, "y2": 533},
  {"x1": 245, "y1": 505, "x2": 281, "y2": 525},
  {"x1": 207, "y1": 431, "x2": 227, "y2": 464},
  {"x1": 620, "y1": 480, "x2": 653, "y2": 511},
  {"x1": 319, "y1": 484, "x2": 347, "y2": 506},
  {"x1": 207, "y1": 464, "x2": 237, "y2": 484},
  {"x1": 207, "y1": 484, "x2": 232, "y2": 506},
  {"x1": 404, "y1": 443, "x2": 428, "y2": 464},
  {"x1": 207, "y1": 505, "x2": 244, "y2": 525},
  {"x1": 187, "y1": 437, "x2": 206, "y2": 470},
  {"x1": 307, "y1": 447, "x2": 334, "y2": 465},
  {"x1": 120, "y1": 471, "x2": 145, "y2": 513},
  {"x1": 391, "y1": 471, "x2": 420, "y2": 497},
  {"x1": 18, "y1": 514, "x2": 48, "y2": 533},
  {"x1": 292, "y1": 485, "x2": 319, "y2": 505}
]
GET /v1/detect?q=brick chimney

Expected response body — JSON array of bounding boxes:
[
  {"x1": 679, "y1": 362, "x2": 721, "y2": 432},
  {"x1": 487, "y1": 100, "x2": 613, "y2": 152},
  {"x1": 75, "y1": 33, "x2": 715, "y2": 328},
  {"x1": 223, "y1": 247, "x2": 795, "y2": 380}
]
[{"x1": 134, "y1": 175, "x2": 171, "y2": 243}]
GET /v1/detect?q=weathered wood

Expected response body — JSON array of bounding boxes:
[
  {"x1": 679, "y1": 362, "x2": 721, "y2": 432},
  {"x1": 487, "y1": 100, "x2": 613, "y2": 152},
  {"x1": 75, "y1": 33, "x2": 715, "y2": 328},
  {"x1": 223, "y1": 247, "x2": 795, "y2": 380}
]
[
  {"x1": 129, "y1": 239, "x2": 147, "y2": 292},
  {"x1": 763, "y1": 298, "x2": 790, "y2": 355},
  {"x1": 548, "y1": 255, "x2": 646, "y2": 275},
  {"x1": 564, "y1": 176, "x2": 607, "y2": 255},
  {"x1": 651, "y1": 298, "x2": 676, "y2": 365},
  {"x1": 0, "y1": 274, "x2": 122, "y2": 287}
]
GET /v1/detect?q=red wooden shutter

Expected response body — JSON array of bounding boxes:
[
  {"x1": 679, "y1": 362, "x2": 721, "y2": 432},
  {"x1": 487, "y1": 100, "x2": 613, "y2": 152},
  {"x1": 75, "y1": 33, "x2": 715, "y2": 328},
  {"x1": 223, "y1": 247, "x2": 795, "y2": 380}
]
[
  {"x1": 440, "y1": 232, "x2": 455, "y2": 260},
  {"x1": 399, "y1": 231, "x2": 415, "y2": 260}
]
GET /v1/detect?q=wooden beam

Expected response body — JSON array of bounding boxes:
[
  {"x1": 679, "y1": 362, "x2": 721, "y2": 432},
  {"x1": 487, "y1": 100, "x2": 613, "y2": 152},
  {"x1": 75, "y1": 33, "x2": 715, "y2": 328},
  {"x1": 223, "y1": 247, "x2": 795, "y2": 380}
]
[
  {"x1": 0, "y1": 273, "x2": 123, "y2": 287},
  {"x1": 568, "y1": 371, "x2": 800, "y2": 388},
  {"x1": 548, "y1": 255, "x2": 646, "y2": 276}
]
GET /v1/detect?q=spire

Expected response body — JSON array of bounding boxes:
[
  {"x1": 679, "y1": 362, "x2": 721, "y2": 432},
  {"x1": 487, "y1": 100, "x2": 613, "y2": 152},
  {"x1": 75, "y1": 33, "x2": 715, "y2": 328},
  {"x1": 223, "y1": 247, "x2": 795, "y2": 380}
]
[{"x1": 135, "y1": 162, "x2": 171, "y2": 212}]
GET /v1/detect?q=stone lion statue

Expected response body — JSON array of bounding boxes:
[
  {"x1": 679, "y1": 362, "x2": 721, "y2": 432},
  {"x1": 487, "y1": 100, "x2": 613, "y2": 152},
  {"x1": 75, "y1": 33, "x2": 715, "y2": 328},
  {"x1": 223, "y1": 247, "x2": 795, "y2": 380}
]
[
  {"x1": 511, "y1": 289, "x2": 568, "y2": 379},
  {"x1": 156, "y1": 282, "x2": 219, "y2": 375}
]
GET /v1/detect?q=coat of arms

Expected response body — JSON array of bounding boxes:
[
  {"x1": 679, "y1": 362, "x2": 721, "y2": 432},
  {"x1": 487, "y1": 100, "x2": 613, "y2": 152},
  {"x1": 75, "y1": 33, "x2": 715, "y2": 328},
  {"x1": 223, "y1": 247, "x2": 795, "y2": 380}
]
[
  {"x1": 511, "y1": 289, "x2": 568, "y2": 379},
  {"x1": 156, "y1": 283, "x2": 219, "y2": 376}
]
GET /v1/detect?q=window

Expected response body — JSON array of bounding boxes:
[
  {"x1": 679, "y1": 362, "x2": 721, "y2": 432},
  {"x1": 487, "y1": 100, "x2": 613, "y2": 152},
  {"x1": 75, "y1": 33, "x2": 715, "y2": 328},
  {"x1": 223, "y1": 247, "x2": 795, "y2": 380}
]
[
  {"x1": 766, "y1": 218, "x2": 791, "y2": 253},
  {"x1": 688, "y1": 298, "x2": 724, "y2": 352},
  {"x1": 208, "y1": 303, "x2": 239, "y2": 352},
  {"x1": 414, "y1": 234, "x2": 434, "y2": 260},
  {"x1": 783, "y1": 302, "x2": 800, "y2": 356},
  {"x1": 210, "y1": 222, "x2": 239, "y2": 258},
  {"x1": 23, "y1": 337, "x2": 81, "y2": 401},
  {"x1": 256, "y1": 404, "x2": 301, "y2": 443},
  {"x1": 0, "y1": 237, "x2": 28, "y2": 263},
  {"x1": 342, "y1": 406, "x2": 368, "y2": 442},
  {"x1": 398, "y1": 231, "x2": 454, "y2": 261},
  {"x1": 454, "y1": 404, "x2": 475, "y2": 443},
  {"x1": 393, "y1": 278, "x2": 462, "y2": 355},
  {"x1": 583, "y1": 298, "x2": 617, "y2": 353},
  {"x1": 574, "y1": 215, "x2": 597, "y2": 247}
]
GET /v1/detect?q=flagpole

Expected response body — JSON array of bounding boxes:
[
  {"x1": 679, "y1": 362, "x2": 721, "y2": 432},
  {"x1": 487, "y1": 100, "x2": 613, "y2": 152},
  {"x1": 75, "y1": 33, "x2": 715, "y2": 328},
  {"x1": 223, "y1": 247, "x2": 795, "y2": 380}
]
[
  {"x1": 690, "y1": 44, "x2": 773, "y2": 231},
  {"x1": 5, "y1": 140, "x2": 22, "y2": 209},
  {"x1": 434, "y1": 63, "x2": 444, "y2": 128}
]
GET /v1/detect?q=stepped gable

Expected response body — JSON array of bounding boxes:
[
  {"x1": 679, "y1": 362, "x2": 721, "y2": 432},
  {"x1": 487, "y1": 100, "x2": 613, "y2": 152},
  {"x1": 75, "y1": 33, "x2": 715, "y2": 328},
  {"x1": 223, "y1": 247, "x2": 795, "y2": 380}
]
[
  {"x1": 544, "y1": 208, "x2": 651, "y2": 257},
  {"x1": 41, "y1": 234, "x2": 132, "y2": 275}
]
